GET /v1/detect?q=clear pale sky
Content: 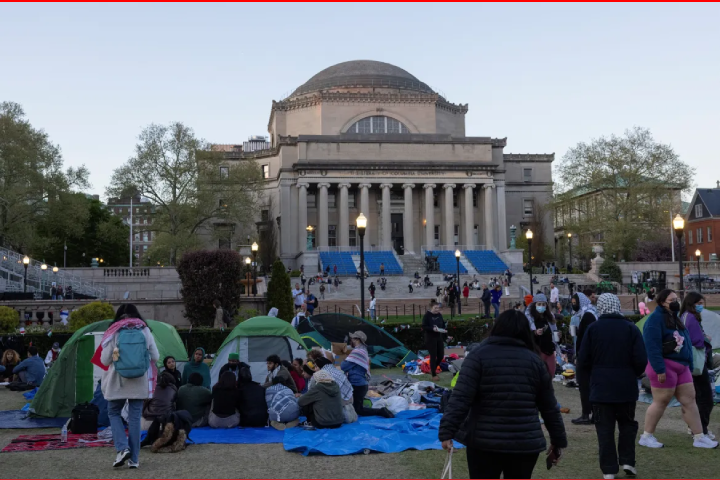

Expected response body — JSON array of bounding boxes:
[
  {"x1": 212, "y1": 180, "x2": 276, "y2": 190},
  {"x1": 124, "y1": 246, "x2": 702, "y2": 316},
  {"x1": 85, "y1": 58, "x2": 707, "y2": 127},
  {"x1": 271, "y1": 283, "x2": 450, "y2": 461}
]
[{"x1": 1, "y1": 3, "x2": 718, "y2": 199}]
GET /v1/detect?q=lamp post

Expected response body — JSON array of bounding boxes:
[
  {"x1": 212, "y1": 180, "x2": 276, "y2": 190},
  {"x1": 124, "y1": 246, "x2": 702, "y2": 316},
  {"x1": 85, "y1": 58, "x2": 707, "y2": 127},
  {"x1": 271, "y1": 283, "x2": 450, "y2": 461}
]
[
  {"x1": 673, "y1": 214, "x2": 685, "y2": 299},
  {"x1": 22, "y1": 256, "x2": 30, "y2": 293},
  {"x1": 695, "y1": 249, "x2": 702, "y2": 294},
  {"x1": 251, "y1": 242, "x2": 259, "y2": 297},
  {"x1": 245, "y1": 257, "x2": 252, "y2": 298},
  {"x1": 526, "y1": 230, "x2": 533, "y2": 294},
  {"x1": 41, "y1": 263, "x2": 47, "y2": 297},
  {"x1": 567, "y1": 233, "x2": 573, "y2": 272},
  {"x1": 454, "y1": 249, "x2": 462, "y2": 315},
  {"x1": 357, "y1": 213, "x2": 367, "y2": 320}
]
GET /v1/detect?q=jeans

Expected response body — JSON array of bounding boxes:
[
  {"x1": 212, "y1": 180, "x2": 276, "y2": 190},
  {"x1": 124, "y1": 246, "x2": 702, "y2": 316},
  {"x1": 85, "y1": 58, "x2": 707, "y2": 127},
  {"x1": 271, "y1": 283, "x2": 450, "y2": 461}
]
[
  {"x1": 483, "y1": 301, "x2": 490, "y2": 318},
  {"x1": 352, "y1": 385, "x2": 384, "y2": 417},
  {"x1": 693, "y1": 366, "x2": 714, "y2": 435},
  {"x1": 466, "y1": 447, "x2": 539, "y2": 479},
  {"x1": 592, "y1": 402, "x2": 638, "y2": 475},
  {"x1": 108, "y1": 399, "x2": 143, "y2": 463},
  {"x1": 492, "y1": 302, "x2": 500, "y2": 318}
]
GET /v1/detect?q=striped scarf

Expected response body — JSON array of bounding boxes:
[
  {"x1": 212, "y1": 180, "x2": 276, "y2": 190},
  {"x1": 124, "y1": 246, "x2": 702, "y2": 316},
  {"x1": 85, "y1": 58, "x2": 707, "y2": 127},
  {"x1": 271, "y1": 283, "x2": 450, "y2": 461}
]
[{"x1": 345, "y1": 345, "x2": 370, "y2": 372}]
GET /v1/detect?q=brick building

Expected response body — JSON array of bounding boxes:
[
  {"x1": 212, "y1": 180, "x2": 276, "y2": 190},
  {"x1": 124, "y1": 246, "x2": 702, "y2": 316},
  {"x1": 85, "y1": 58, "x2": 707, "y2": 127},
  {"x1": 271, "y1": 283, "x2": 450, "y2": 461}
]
[
  {"x1": 685, "y1": 185, "x2": 720, "y2": 261},
  {"x1": 106, "y1": 194, "x2": 155, "y2": 266}
]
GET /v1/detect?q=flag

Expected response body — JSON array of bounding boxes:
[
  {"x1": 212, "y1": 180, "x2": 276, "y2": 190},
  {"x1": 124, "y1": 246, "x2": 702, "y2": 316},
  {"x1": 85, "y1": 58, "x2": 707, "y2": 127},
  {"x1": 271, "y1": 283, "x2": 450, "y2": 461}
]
[{"x1": 47, "y1": 330, "x2": 52, "y2": 337}]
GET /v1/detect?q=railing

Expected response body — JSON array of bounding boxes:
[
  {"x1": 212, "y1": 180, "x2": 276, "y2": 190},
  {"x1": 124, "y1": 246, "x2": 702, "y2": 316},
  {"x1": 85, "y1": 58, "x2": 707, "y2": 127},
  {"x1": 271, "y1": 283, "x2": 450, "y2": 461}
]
[
  {"x1": 420, "y1": 245, "x2": 492, "y2": 255},
  {"x1": 316, "y1": 246, "x2": 378, "y2": 252},
  {"x1": 103, "y1": 268, "x2": 152, "y2": 277}
]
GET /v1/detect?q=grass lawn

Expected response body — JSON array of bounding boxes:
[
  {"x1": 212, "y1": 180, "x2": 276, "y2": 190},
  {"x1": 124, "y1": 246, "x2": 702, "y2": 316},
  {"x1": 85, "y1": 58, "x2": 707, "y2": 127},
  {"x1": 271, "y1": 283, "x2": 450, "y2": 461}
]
[{"x1": 0, "y1": 368, "x2": 717, "y2": 478}]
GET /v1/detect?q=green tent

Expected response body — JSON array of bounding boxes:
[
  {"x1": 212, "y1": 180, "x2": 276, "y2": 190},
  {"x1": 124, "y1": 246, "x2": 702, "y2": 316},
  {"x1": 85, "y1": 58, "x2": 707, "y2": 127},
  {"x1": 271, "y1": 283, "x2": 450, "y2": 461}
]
[
  {"x1": 635, "y1": 314, "x2": 651, "y2": 333},
  {"x1": 31, "y1": 319, "x2": 187, "y2": 418},
  {"x1": 209, "y1": 316, "x2": 308, "y2": 385}
]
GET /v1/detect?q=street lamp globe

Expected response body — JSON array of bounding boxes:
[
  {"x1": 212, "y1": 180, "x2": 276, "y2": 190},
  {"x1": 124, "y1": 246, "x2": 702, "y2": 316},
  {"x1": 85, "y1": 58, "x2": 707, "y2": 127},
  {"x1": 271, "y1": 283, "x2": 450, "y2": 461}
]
[
  {"x1": 567, "y1": 232, "x2": 572, "y2": 239},
  {"x1": 673, "y1": 214, "x2": 685, "y2": 232},
  {"x1": 251, "y1": 242, "x2": 259, "y2": 253},
  {"x1": 454, "y1": 249, "x2": 461, "y2": 258},
  {"x1": 53, "y1": 266, "x2": 59, "y2": 273},
  {"x1": 695, "y1": 249, "x2": 701, "y2": 258},
  {"x1": 41, "y1": 264, "x2": 47, "y2": 270},
  {"x1": 22, "y1": 256, "x2": 30, "y2": 265},
  {"x1": 526, "y1": 229, "x2": 533, "y2": 240},
  {"x1": 356, "y1": 213, "x2": 367, "y2": 230},
  {"x1": 245, "y1": 257, "x2": 251, "y2": 265},
  {"x1": 306, "y1": 225, "x2": 314, "y2": 232}
]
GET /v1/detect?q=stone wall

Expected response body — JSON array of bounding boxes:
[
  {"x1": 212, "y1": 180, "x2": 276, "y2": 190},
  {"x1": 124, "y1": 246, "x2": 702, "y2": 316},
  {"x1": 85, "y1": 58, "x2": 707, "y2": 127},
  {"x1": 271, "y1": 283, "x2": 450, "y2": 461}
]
[
  {"x1": 61, "y1": 267, "x2": 182, "y2": 300},
  {"x1": 617, "y1": 261, "x2": 720, "y2": 287}
]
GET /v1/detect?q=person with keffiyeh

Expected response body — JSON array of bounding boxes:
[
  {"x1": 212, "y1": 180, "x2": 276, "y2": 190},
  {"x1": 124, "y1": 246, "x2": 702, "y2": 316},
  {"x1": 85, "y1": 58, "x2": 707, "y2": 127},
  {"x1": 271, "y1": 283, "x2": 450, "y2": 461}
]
[
  {"x1": 341, "y1": 331, "x2": 394, "y2": 418},
  {"x1": 570, "y1": 292, "x2": 598, "y2": 425}
]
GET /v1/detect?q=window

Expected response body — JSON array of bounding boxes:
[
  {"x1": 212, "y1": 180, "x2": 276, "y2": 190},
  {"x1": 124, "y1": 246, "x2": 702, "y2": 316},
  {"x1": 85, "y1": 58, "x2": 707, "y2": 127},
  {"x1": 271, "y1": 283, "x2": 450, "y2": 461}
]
[
  {"x1": 328, "y1": 225, "x2": 337, "y2": 247},
  {"x1": 346, "y1": 116, "x2": 410, "y2": 134},
  {"x1": 453, "y1": 192, "x2": 457, "y2": 207},
  {"x1": 434, "y1": 225, "x2": 440, "y2": 246},
  {"x1": 261, "y1": 209, "x2": 269, "y2": 222},
  {"x1": 433, "y1": 193, "x2": 438, "y2": 208},
  {"x1": 134, "y1": 245, "x2": 139, "y2": 252},
  {"x1": 135, "y1": 208, "x2": 139, "y2": 214},
  {"x1": 472, "y1": 192, "x2": 477, "y2": 207},
  {"x1": 523, "y1": 168, "x2": 532, "y2": 182},
  {"x1": 697, "y1": 227, "x2": 703, "y2": 243},
  {"x1": 454, "y1": 225, "x2": 460, "y2": 245},
  {"x1": 689, "y1": 230, "x2": 693, "y2": 244},
  {"x1": 523, "y1": 199, "x2": 534, "y2": 216},
  {"x1": 708, "y1": 226, "x2": 712, "y2": 242},
  {"x1": 348, "y1": 192, "x2": 356, "y2": 208},
  {"x1": 328, "y1": 194, "x2": 336, "y2": 208},
  {"x1": 695, "y1": 204, "x2": 703, "y2": 218},
  {"x1": 307, "y1": 193, "x2": 316, "y2": 208},
  {"x1": 143, "y1": 232, "x2": 149, "y2": 242},
  {"x1": 349, "y1": 225, "x2": 357, "y2": 247},
  {"x1": 262, "y1": 165, "x2": 270, "y2": 179},
  {"x1": 143, "y1": 245, "x2": 148, "y2": 251},
  {"x1": 220, "y1": 166, "x2": 229, "y2": 179},
  {"x1": 134, "y1": 233, "x2": 140, "y2": 241}
]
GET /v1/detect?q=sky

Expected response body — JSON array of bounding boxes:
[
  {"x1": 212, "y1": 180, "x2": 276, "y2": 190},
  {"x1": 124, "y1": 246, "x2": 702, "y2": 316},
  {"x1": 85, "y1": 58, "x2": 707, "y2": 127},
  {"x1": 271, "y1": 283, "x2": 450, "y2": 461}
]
[{"x1": 1, "y1": 3, "x2": 718, "y2": 200}]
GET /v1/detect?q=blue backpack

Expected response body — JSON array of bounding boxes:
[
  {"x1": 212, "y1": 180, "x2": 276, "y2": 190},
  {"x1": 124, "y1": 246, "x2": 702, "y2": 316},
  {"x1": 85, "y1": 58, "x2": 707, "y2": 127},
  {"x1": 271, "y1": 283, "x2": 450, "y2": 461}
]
[{"x1": 114, "y1": 328, "x2": 150, "y2": 379}]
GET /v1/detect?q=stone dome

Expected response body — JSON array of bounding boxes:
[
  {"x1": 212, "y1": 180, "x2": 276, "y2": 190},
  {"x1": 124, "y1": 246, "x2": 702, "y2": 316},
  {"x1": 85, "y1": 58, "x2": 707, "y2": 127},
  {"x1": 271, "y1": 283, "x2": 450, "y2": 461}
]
[{"x1": 291, "y1": 60, "x2": 435, "y2": 97}]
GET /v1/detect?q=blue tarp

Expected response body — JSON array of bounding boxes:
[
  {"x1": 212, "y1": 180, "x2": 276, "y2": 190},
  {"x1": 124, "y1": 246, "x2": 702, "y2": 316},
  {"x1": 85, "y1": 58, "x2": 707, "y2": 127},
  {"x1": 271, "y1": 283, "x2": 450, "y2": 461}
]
[
  {"x1": 188, "y1": 426, "x2": 285, "y2": 445},
  {"x1": 22, "y1": 388, "x2": 38, "y2": 400},
  {"x1": 0, "y1": 410, "x2": 68, "y2": 429},
  {"x1": 283, "y1": 409, "x2": 463, "y2": 456}
]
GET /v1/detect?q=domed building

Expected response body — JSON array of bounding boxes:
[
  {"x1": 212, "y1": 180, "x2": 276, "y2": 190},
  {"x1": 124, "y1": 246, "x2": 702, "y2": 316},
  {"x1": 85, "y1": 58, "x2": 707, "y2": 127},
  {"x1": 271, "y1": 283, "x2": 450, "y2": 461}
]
[{"x1": 213, "y1": 60, "x2": 553, "y2": 274}]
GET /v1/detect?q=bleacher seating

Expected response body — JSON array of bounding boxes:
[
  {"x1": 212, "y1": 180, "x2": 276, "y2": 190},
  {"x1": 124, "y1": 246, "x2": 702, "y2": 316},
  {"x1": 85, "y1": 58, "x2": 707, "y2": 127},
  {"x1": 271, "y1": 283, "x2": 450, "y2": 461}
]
[
  {"x1": 427, "y1": 251, "x2": 468, "y2": 274},
  {"x1": 364, "y1": 251, "x2": 403, "y2": 275},
  {"x1": 319, "y1": 252, "x2": 357, "y2": 276},
  {"x1": 463, "y1": 250, "x2": 508, "y2": 274}
]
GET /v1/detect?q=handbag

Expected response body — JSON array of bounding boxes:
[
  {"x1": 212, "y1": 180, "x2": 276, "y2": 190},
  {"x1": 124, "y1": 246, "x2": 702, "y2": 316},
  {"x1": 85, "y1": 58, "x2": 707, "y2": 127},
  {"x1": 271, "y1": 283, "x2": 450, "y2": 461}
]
[{"x1": 691, "y1": 347, "x2": 706, "y2": 376}]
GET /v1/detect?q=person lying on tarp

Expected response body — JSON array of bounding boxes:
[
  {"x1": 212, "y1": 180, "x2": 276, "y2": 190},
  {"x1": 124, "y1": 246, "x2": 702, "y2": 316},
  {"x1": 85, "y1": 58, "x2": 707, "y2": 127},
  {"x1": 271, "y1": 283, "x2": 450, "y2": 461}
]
[
  {"x1": 297, "y1": 370, "x2": 344, "y2": 429},
  {"x1": 237, "y1": 366, "x2": 268, "y2": 427}
]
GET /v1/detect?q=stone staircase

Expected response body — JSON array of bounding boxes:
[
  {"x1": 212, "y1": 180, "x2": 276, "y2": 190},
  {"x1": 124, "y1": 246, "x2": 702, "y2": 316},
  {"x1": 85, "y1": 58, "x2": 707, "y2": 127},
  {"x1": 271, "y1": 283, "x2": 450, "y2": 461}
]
[{"x1": 400, "y1": 254, "x2": 425, "y2": 276}]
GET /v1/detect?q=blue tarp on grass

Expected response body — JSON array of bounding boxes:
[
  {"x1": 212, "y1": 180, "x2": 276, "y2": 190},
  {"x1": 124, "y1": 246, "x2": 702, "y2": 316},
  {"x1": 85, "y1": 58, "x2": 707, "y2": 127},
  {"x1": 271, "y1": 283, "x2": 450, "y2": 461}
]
[
  {"x1": 0, "y1": 410, "x2": 68, "y2": 429},
  {"x1": 283, "y1": 409, "x2": 463, "y2": 456},
  {"x1": 187, "y1": 426, "x2": 285, "y2": 445}
]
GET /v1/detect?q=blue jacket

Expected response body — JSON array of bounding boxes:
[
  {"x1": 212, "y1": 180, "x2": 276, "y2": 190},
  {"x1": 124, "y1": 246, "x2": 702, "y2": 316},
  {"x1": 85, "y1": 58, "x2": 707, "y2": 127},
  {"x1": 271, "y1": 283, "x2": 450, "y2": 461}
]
[
  {"x1": 341, "y1": 360, "x2": 368, "y2": 387},
  {"x1": 490, "y1": 289, "x2": 502, "y2": 304},
  {"x1": 13, "y1": 355, "x2": 46, "y2": 385},
  {"x1": 643, "y1": 307, "x2": 693, "y2": 375}
]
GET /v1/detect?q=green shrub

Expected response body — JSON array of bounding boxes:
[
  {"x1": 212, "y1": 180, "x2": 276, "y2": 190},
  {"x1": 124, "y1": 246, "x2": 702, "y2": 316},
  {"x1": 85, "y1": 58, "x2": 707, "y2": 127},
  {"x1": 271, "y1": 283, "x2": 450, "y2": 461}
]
[
  {"x1": 0, "y1": 306, "x2": 19, "y2": 332},
  {"x1": 599, "y1": 258, "x2": 622, "y2": 283},
  {"x1": 289, "y1": 270, "x2": 301, "y2": 278},
  {"x1": 267, "y1": 259, "x2": 294, "y2": 322},
  {"x1": 69, "y1": 302, "x2": 115, "y2": 331}
]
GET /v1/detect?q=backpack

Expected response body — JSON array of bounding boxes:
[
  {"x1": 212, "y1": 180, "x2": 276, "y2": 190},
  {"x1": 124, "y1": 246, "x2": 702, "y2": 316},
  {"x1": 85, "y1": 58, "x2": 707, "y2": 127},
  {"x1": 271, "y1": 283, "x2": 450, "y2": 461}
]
[
  {"x1": 71, "y1": 402, "x2": 99, "y2": 434},
  {"x1": 222, "y1": 308, "x2": 234, "y2": 325},
  {"x1": 114, "y1": 328, "x2": 150, "y2": 379}
]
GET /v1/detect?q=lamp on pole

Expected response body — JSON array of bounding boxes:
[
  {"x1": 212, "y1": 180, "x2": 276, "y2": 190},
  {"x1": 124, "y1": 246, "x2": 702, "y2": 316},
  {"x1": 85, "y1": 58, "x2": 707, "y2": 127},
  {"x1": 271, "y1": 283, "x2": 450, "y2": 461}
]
[
  {"x1": 22, "y1": 256, "x2": 30, "y2": 293},
  {"x1": 695, "y1": 249, "x2": 702, "y2": 294},
  {"x1": 41, "y1": 263, "x2": 47, "y2": 296},
  {"x1": 454, "y1": 249, "x2": 462, "y2": 315},
  {"x1": 673, "y1": 214, "x2": 685, "y2": 299},
  {"x1": 306, "y1": 225, "x2": 314, "y2": 251},
  {"x1": 245, "y1": 257, "x2": 252, "y2": 298},
  {"x1": 567, "y1": 232, "x2": 573, "y2": 272},
  {"x1": 251, "y1": 242, "x2": 259, "y2": 297},
  {"x1": 526, "y1": 230, "x2": 533, "y2": 294},
  {"x1": 357, "y1": 213, "x2": 367, "y2": 320}
]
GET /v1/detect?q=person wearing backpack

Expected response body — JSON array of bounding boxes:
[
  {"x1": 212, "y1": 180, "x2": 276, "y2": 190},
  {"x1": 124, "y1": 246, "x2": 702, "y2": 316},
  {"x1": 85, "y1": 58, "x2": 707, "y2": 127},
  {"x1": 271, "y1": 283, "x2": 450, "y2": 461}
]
[{"x1": 97, "y1": 316, "x2": 159, "y2": 469}]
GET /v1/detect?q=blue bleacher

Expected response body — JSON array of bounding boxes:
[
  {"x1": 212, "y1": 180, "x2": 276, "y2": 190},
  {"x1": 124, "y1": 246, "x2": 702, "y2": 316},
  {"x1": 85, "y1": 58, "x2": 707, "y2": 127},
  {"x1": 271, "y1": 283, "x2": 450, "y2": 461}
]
[
  {"x1": 463, "y1": 250, "x2": 508, "y2": 274},
  {"x1": 427, "y1": 251, "x2": 468, "y2": 274},
  {"x1": 319, "y1": 252, "x2": 357, "y2": 276},
  {"x1": 364, "y1": 251, "x2": 403, "y2": 275}
]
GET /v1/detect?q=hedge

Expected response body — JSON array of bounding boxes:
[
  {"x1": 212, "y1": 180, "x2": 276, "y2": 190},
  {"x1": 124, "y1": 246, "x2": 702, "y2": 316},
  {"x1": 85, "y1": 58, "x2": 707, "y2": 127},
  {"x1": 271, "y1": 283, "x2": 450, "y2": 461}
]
[{"x1": 0, "y1": 306, "x2": 20, "y2": 333}]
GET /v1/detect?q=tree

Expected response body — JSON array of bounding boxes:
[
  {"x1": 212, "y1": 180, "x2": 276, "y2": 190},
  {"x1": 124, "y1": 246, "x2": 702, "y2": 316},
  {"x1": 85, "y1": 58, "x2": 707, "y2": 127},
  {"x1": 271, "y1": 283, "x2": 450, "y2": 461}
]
[
  {"x1": 266, "y1": 259, "x2": 293, "y2": 322},
  {"x1": 106, "y1": 122, "x2": 263, "y2": 265},
  {"x1": 556, "y1": 127, "x2": 694, "y2": 261},
  {"x1": 176, "y1": 250, "x2": 244, "y2": 327},
  {"x1": 0, "y1": 102, "x2": 89, "y2": 252},
  {"x1": 599, "y1": 257, "x2": 622, "y2": 283},
  {"x1": 515, "y1": 202, "x2": 553, "y2": 267}
]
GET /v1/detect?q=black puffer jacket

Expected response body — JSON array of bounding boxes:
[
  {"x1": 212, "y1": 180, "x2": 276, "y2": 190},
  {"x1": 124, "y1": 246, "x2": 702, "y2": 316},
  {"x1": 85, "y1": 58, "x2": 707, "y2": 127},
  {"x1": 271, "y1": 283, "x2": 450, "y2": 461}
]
[{"x1": 438, "y1": 336, "x2": 567, "y2": 453}]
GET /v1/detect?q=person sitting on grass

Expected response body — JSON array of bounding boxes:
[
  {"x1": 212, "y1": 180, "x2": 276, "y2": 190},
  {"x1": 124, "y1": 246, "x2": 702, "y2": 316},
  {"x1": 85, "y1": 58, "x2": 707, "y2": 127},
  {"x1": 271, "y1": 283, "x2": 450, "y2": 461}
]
[
  {"x1": 292, "y1": 358, "x2": 308, "y2": 393},
  {"x1": 237, "y1": 366, "x2": 268, "y2": 427},
  {"x1": 141, "y1": 370, "x2": 178, "y2": 430},
  {"x1": 12, "y1": 346, "x2": 46, "y2": 387},
  {"x1": 162, "y1": 356, "x2": 182, "y2": 388},
  {"x1": 341, "y1": 331, "x2": 394, "y2": 419},
  {"x1": 209, "y1": 371, "x2": 241, "y2": 428},
  {"x1": 262, "y1": 355, "x2": 298, "y2": 393},
  {"x1": 176, "y1": 372, "x2": 212, "y2": 427},
  {"x1": 181, "y1": 347, "x2": 211, "y2": 389},
  {"x1": 283, "y1": 360, "x2": 305, "y2": 393},
  {"x1": 1, "y1": 349, "x2": 20, "y2": 382},
  {"x1": 266, "y1": 383, "x2": 300, "y2": 430},
  {"x1": 297, "y1": 370, "x2": 344, "y2": 429},
  {"x1": 219, "y1": 353, "x2": 247, "y2": 381}
]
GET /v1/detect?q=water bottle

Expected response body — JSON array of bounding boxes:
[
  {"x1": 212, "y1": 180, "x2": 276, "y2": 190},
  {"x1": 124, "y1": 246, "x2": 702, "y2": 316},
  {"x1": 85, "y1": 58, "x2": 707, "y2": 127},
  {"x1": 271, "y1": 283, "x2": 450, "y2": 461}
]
[{"x1": 61, "y1": 423, "x2": 68, "y2": 443}]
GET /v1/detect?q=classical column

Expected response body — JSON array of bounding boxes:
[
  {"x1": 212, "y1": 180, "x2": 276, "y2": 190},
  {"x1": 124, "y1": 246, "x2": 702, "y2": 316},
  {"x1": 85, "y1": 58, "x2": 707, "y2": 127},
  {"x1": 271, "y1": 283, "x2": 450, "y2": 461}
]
[
  {"x1": 402, "y1": 184, "x2": 415, "y2": 254},
  {"x1": 359, "y1": 183, "x2": 371, "y2": 217},
  {"x1": 463, "y1": 184, "x2": 476, "y2": 247},
  {"x1": 380, "y1": 183, "x2": 393, "y2": 250},
  {"x1": 496, "y1": 180, "x2": 508, "y2": 250},
  {"x1": 424, "y1": 184, "x2": 436, "y2": 248},
  {"x1": 444, "y1": 184, "x2": 456, "y2": 246},
  {"x1": 483, "y1": 183, "x2": 495, "y2": 249},
  {"x1": 338, "y1": 183, "x2": 351, "y2": 247},
  {"x1": 280, "y1": 181, "x2": 292, "y2": 255},
  {"x1": 317, "y1": 183, "x2": 330, "y2": 247},
  {"x1": 297, "y1": 183, "x2": 309, "y2": 251}
]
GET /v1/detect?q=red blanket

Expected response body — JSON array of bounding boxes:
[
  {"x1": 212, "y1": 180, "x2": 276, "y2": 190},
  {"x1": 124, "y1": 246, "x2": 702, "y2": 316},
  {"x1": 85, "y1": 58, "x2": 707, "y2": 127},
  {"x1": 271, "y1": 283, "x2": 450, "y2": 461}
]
[{"x1": 1, "y1": 433, "x2": 112, "y2": 453}]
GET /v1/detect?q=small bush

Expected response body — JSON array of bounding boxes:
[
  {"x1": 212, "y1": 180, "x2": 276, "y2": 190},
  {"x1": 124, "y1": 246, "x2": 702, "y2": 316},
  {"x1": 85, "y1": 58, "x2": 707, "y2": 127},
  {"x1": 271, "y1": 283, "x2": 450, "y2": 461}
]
[
  {"x1": 267, "y1": 259, "x2": 294, "y2": 322},
  {"x1": 0, "y1": 306, "x2": 19, "y2": 332},
  {"x1": 289, "y1": 270, "x2": 301, "y2": 278},
  {"x1": 69, "y1": 302, "x2": 115, "y2": 331},
  {"x1": 177, "y1": 250, "x2": 244, "y2": 327},
  {"x1": 599, "y1": 258, "x2": 623, "y2": 283}
]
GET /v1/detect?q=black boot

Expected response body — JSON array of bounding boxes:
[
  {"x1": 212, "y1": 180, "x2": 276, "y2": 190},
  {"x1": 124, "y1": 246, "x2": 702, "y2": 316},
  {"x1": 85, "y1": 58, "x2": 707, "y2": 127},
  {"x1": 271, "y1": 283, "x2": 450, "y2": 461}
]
[{"x1": 571, "y1": 415, "x2": 591, "y2": 425}]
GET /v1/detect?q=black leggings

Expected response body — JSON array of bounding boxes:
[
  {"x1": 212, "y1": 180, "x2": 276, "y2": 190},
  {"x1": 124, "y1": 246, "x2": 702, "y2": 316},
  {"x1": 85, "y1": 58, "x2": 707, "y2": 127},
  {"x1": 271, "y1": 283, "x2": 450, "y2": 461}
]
[
  {"x1": 694, "y1": 367, "x2": 714, "y2": 435},
  {"x1": 466, "y1": 447, "x2": 539, "y2": 479},
  {"x1": 426, "y1": 336, "x2": 444, "y2": 377},
  {"x1": 352, "y1": 385, "x2": 385, "y2": 417}
]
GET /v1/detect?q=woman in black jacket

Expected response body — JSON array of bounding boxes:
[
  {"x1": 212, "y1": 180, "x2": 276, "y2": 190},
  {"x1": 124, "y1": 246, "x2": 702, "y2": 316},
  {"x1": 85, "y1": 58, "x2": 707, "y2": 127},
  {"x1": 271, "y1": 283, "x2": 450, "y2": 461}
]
[
  {"x1": 237, "y1": 367, "x2": 269, "y2": 427},
  {"x1": 421, "y1": 300, "x2": 446, "y2": 381},
  {"x1": 163, "y1": 356, "x2": 182, "y2": 388},
  {"x1": 439, "y1": 309, "x2": 567, "y2": 479},
  {"x1": 526, "y1": 293, "x2": 558, "y2": 377}
]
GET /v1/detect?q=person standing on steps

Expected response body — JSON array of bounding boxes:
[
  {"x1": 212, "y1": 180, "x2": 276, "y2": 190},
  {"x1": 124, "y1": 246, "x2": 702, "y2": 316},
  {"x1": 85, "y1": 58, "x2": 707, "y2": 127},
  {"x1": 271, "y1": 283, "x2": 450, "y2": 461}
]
[
  {"x1": 490, "y1": 284, "x2": 502, "y2": 319},
  {"x1": 422, "y1": 300, "x2": 446, "y2": 382},
  {"x1": 368, "y1": 282, "x2": 376, "y2": 297},
  {"x1": 549, "y1": 282, "x2": 560, "y2": 312},
  {"x1": 380, "y1": 263, "x2": 385, "y2": 276},
  {"x1": 462, "y1": 282, "x2": 470, "y2": 306},
  {"x1": 481, "y1": 284, "x2": 491, "y2": 319},
  {"x1": 570, "y1": 292, "x2": 598, "y2": 425},
  {"x1": 576, "y1": 293, "x2": 647, "y2": 479}
]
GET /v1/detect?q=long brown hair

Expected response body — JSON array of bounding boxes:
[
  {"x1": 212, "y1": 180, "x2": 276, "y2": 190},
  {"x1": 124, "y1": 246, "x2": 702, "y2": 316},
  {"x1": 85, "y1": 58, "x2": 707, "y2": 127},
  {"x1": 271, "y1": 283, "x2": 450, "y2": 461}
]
[
  {"x1": 680, "y1": 291, "x2": 704, "y2": 322},
  {"x1": 2, "y1": 349, "x2": 20, "y2": 366}
]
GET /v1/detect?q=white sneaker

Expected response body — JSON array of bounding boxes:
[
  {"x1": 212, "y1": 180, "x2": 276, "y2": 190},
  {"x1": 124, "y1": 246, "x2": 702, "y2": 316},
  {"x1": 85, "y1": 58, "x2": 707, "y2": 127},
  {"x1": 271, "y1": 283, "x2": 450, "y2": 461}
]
[
  {"x1": 602, "y1": 475, "x2": 614, "y2": 479},
  {"x1": 708, "y1": 430, "x2": 716, "y2": 440},
  {"x1": 128, "y1": 461, "x2": 139, "y2": 469},
  {"x1": 639, "y1": 433, "x2": 664, "y2": 449},
  {"x1": 113, "y1": 449, "x2": 131, "y2": 467},
  {"x1": 623, "y1": 465, "x2": 637, "y2": 477},
  {"x1": 693, "y1": 434, "x2": 719, "y2": 449}
]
